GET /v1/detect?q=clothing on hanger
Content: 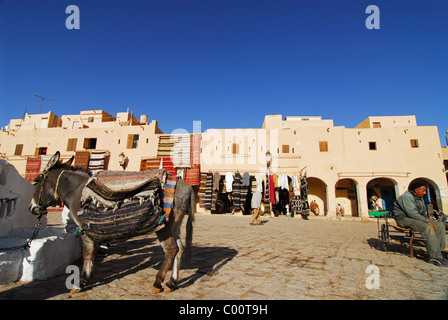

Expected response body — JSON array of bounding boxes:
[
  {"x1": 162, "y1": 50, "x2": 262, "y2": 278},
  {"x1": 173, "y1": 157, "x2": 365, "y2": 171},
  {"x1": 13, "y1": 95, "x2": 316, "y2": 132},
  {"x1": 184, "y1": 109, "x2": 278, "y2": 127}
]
[{"x1": 225, "y1": 172, "x2": 234, "y2": 192}]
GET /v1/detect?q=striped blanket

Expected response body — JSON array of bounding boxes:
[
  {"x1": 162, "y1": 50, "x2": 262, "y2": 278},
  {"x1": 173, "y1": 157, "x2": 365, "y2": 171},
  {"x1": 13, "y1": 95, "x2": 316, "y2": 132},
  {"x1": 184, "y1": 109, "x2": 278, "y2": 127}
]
[
  {"x1": 80, "y1": 169, "x2": 178, "y2": 241},
  {"x1": 25, "y1": 156, "x2": 41, "y2": 182},
  {"x1": 163, "y1": 174, "x2": 178, "y2": 220}
]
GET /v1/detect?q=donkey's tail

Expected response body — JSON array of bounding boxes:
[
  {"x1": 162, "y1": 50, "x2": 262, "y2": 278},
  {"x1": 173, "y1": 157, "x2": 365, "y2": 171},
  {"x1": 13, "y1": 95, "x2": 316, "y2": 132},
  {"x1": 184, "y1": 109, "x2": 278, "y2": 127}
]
[{"x1": 184, "y1": 187, "x2": 195, "y2": 263}]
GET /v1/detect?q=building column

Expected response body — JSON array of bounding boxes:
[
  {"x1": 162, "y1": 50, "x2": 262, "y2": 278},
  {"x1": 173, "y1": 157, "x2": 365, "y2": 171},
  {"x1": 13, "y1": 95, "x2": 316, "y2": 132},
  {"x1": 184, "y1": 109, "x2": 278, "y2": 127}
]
[
  {"x1": 327, "y1": 179, "x2": 338, "y2": 218},
  {"x1": 357, "y1": 180, "x2": 370, "y2": 220}
]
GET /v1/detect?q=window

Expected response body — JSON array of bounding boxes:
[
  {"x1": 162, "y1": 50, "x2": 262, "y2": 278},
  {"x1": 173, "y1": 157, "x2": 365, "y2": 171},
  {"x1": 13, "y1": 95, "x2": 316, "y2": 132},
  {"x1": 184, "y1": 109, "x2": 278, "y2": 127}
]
[
  {"x1": 369, "y1": 141, "x2": 377, "y2": 150},
  {"x1": 372, "y1": 122, "x2": 381, "y2": 128},
  {"x1": 83, "y1": 138, "x2": 97, "y2": 150},
  {"x1": 410, "y1": 139, "x2": 419, "y2": 148},
  {"x1": 282, "y1": 145, "x2": 290, "y2": 154},
  {"x1": 14, "y1": 144, "x2": 23, "y2": 156},
  {"x1": 88, "y1": 117, "x2": 94, "y2": 123},
  {"x1": 35, "y1": 147, "x2": 47, "y2": 155},
  {"x1": 127, "y1": 134, "x2": 139, "y2": 149},
  {"x1": 232, "y1": 143, "x2": 239, "y2": 154},
  {"x1": 66, "y1": 138, "x2": 77, "y2": 151},
  {"x1": 319, "y1": 141, "x2": 328, "y2": 152}
]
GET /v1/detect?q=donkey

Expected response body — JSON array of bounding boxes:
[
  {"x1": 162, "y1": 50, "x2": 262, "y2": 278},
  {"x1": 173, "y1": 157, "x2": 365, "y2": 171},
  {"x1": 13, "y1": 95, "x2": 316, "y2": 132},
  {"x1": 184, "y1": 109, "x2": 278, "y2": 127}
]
[{"x1": 29, "y1": 152, "x2": 195, "y2": 294}]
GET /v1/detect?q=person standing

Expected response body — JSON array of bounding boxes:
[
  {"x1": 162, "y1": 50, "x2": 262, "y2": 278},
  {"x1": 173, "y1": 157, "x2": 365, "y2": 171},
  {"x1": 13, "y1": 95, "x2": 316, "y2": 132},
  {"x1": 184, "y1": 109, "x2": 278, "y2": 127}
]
[{"x1": 250, "y1": 190, "x2": 263, "y2": 225}]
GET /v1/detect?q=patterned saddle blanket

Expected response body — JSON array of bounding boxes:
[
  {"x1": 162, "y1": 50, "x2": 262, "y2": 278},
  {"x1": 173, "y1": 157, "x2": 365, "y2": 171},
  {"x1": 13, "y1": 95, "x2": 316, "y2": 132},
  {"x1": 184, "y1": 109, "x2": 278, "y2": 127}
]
[
  {"x1": 79, "y1": 169, "x2": 177, "y2": 242},
  {"x1": 81, "y1": 169, "x2": 167, "y2": 208}
]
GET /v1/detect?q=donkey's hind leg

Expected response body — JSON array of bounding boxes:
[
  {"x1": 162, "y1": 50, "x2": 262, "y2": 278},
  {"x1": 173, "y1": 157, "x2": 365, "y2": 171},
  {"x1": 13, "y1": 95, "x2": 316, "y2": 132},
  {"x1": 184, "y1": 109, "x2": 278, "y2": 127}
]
[
  {"x1": 165, "y1": 235, "x2": 184, "y2": 292},
  {"x1": 152, "y1": 232, "x2": 178, "y2": 294}
]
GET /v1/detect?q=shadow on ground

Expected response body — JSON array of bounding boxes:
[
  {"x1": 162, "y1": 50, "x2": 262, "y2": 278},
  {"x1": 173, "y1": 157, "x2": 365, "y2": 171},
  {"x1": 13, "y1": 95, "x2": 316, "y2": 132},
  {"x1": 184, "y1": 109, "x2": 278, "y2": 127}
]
[
  {"x1": 0, "y1": 235, "x2": 238, "y2": 300},
  {"x1": 367, "y1": 237, "x2": 428, "y2": 261}
]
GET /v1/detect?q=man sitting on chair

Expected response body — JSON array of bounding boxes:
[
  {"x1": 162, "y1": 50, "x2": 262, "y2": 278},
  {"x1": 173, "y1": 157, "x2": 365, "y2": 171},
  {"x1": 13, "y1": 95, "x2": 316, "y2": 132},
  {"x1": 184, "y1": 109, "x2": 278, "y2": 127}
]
[{"x1": 392, "y1": 181, "x2": 448, "y2": 267}]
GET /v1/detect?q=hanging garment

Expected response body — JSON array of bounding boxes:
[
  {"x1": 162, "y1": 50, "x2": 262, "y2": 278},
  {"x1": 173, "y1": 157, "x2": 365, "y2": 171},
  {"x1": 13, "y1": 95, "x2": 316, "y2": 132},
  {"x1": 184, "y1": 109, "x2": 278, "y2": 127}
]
[
  {"x1": 295, "y1": 175, "x2": 300, "y2": 190},
  {"x1": 264, "y1": 174, "x2": 271, "y2": 213},
  {"x1": 269, "y1": 172, "x2": 276, "y2": 205},
  {"x1": 278, "y1": 174, "x2": 289, "y2": 190},
  {"x1": 211, "y1": 172, "x2": 220, "y2": 212},
  {"x1": 233, "y1": 172, "x2": 242, "y2": 212},
  {"x1": 293, "y1": 175, "x2": 301, "y2": 195},
  {"x1": 225, "y1": 172, "x2": 234, "y2": 192},
  {"x1": 213, "y1": 172, "x2": 221, "y2": 192},
  {"x1": 242, "y1": 172, "x2": 250, "y2": 187},
  {"x1": 291, "y1": 195, "x2": 301, "y2": 215},
  {"x1": 205, "y1": 173, "x2": 213, "y2": 210},
  {"x1": 240, "y1": 175, "x2": 250, "y2": 213},
  {"x1": 198, "y1": 173, "x2": 207, "y2": 208},
  {"x1": 273, "y1": 173, "x2": 278, "y2": 188},
  {"x1": 300, "y1": 174, "x2": 310, "y2": 212}
]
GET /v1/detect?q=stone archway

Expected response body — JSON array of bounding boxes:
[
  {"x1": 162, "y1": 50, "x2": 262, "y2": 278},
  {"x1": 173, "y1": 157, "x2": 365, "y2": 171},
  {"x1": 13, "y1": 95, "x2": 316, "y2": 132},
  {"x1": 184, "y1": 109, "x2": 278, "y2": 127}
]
[
  {"x1": 307, "y1": 177, "x2": 327, "y2": 216},
  {"x1": 335, "y1": 178, "x2": 359, "y2": 217},
  {"x1": 366, "y1": 177, "x2": 398, "y2": 212}
]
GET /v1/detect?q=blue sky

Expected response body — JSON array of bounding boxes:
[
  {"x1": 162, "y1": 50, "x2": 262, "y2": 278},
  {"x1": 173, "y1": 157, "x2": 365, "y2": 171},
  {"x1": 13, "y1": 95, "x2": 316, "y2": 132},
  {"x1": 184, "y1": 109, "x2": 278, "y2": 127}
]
[{"x1": 1, "y1": 0, "x2": 447, "y2": 145}]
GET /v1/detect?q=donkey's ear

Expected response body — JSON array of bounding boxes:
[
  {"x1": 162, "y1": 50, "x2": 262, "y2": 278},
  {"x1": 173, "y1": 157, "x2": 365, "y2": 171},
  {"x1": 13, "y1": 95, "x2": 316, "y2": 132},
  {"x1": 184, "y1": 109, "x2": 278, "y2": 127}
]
[
  {"x1": 63, "y1": 156, "x2": 74, "y2": 167},
  {"x1": 44, "y1": 151, "x2": 61, "y2": 171}
]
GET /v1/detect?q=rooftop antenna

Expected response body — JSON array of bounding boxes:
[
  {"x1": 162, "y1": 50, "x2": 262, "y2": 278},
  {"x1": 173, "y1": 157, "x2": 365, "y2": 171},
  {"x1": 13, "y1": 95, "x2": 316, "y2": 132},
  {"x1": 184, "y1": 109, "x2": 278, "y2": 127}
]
[{"x1": 34, "y1": 94, "x2": 54, "y2": 113}]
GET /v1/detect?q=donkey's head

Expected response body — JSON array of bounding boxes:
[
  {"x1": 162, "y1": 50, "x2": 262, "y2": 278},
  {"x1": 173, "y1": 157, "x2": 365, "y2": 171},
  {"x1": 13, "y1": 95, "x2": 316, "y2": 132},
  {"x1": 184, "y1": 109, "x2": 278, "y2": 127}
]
[{"x1": 29, "y1": 151, "x2": 73, "y2": 215}]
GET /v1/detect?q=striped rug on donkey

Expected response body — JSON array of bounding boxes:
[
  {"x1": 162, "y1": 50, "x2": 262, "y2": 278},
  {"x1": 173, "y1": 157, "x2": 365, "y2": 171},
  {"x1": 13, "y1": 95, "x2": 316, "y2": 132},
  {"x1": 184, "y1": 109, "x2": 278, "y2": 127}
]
[{"x1": 80, "y1": 170, "x2": 168, "y2": 242}]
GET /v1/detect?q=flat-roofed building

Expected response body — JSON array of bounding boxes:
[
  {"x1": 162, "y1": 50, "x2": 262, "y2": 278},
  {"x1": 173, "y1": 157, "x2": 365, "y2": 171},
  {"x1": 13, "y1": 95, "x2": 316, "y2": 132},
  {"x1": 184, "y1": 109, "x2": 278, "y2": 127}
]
[{"x1": 1, "y1": 111, "x2": 446, "y2": 219}]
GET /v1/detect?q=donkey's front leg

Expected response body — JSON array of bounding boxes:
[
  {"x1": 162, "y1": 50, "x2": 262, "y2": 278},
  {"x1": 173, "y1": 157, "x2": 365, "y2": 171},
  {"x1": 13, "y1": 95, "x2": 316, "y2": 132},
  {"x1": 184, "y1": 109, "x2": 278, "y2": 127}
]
[{"x1": 71, "y1": 235, "x2": 98, "y2": 293}]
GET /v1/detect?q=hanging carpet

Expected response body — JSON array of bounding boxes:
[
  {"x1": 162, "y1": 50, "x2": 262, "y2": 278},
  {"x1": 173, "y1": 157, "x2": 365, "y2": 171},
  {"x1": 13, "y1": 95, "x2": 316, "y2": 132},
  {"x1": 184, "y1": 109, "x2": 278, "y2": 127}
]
[{"x1": 25, "y1": 156, "x2": 41, "y2": 182}]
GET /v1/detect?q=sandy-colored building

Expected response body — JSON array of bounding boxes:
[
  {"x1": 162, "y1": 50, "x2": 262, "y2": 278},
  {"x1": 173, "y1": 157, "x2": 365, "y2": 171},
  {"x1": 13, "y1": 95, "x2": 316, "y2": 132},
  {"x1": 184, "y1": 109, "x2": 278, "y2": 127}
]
[
  {"x1": 0, "y1": 110, "x2": 447, "y2": 219},
  {"x1": 1, "y1": 110, "x2": 162, "y2": 174},
  {"x1": 200, "y1": 114, "x2": 448, "y2": 218}
]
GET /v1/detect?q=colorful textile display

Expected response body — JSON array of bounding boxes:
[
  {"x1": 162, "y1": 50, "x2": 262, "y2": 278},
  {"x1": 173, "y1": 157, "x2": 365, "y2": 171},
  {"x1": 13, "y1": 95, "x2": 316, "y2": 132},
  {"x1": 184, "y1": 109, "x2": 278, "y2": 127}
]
[
  {"x1": 89, "y1": 150, "x2": 107, "y2": 174},
  {"x1": 75, "y1": 151, "x2": 90, "y2": 169},
  {"x1": 204, "y1": 172, "x2": 213, "y2": 210},
  {"x1": 172, "y1": 134, "x2": 191, "y2": 168},
  {"x1": 25, "y1": 156, "x2": 41, "y2": 182},
  {"x1": 163, "y1": 174, "x2": 178, "y2": 219}
]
